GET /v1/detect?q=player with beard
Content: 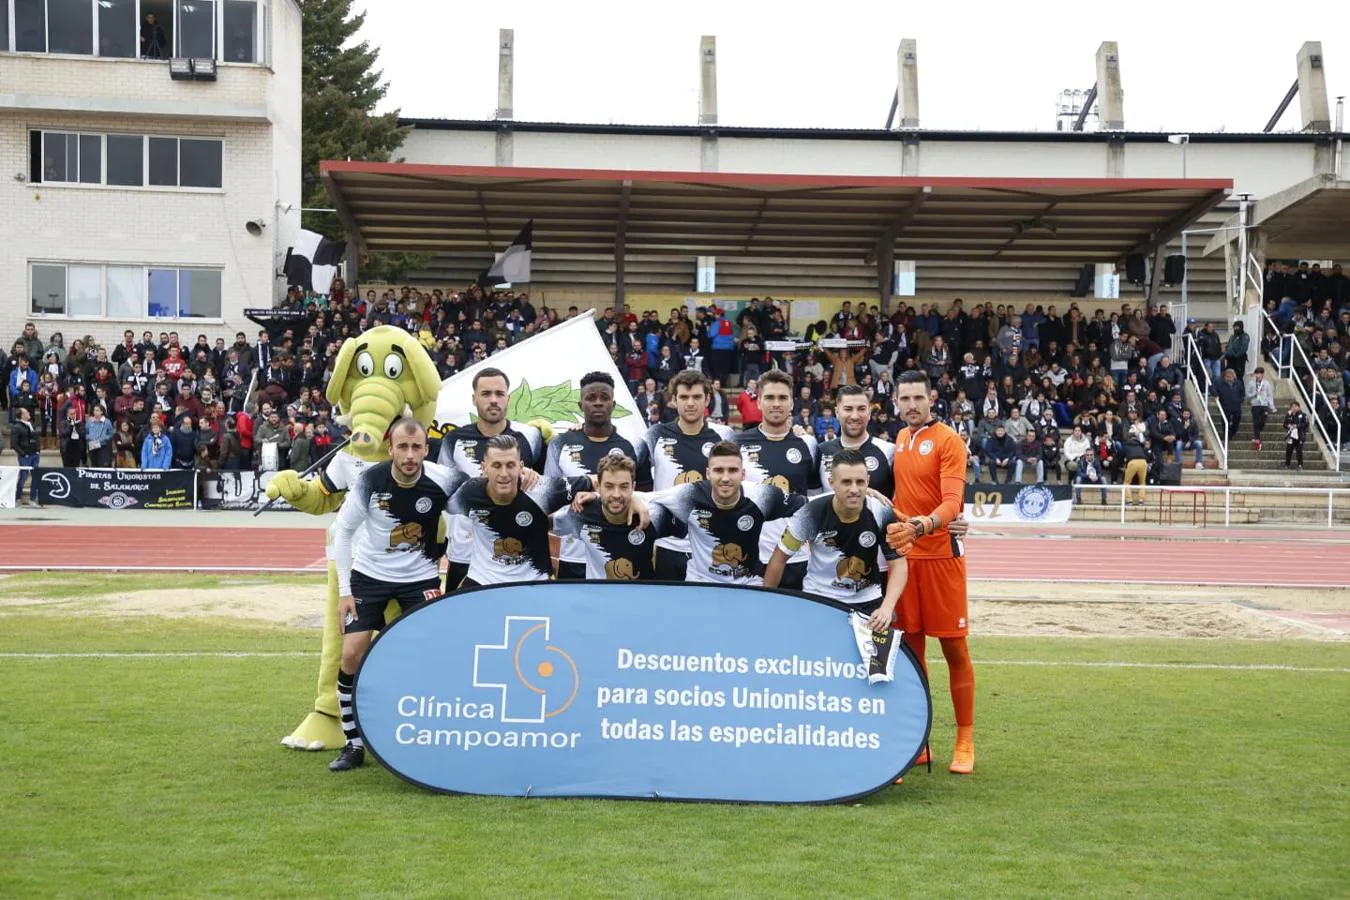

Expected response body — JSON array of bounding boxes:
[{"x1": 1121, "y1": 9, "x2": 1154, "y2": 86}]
[
  {"x1": 553, "y1": 453, "x2": 662, "y2": 580},
  {"x1": 818, "y1": 384, "x2": 897, "y2": 496},
  {"x1": 641, "y1": 370, "x2": 735, "y2": 580},
  {"x1": 448, "y1": 435, "x2": 606, "y2": 586},
  {"x1": 438, "y1": 368, "x2": 543, "y2": 589},
  {"x1": 764, "y1": 448, "x2": 905, "y2": 624},
  {"x1": 886, "y1": 371, "x2": 976, "y2": 775},
  {"x1": 648, "y1": 441, "x2": 803, "y2": 585},
  {"x1": 545, "y1": 371, "x2": 651, "y2": 579},
  {"x1": 736, "y1": 369, "x2": 819, "y2": 590},
  {"x1": 328, "y1": 418, "x2": 465, "y2": 772}
]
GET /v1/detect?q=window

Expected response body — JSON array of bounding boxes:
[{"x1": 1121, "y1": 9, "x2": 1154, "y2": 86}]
[
  {"x1": 14, "y1": 0, "x2": 45, "y2": 52},
  {"x1": 48, "y1": 0, "x2": 93, "y2": 54},
  {"x1": 179, "y1": 138, "x2": 222, "y2": 188},
  {"x1": 3, "y1": 0, "x2": 264, "y2": 62},
  {"x1": 106, "y1": 134, "x2": 144, "y2": 186},
  {"x1": 175, "y1": 0, "x2": 214, "y2": 58},
  {"x1": 98, "y1": 0, "x2": 137, "y2": 58},
  {"x1": 31, "y1": 264, "x2": 65, "y2": 314},
  {"x1": 29, "y1": 130, "x2": 221, "y2": 189},
  {"x1": 221, "y1": 0, "x2": 254, "y2": 62},
  {"x1": 148, "y1": 137, "x2": 178, "y2": 186},
  {"x1": 106, "y1": 266, "x2": 144, "y2": 318},
  {"x1": 30, "y1": 262, "x2": 223, "y2": 318}
]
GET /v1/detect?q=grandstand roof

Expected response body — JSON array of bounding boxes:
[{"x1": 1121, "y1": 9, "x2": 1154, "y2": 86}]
[
  {"x1": 321, "y1": 161, "x2": 1232, "y2": 266},
  {"x1": 1203, "y1": 175, "x2": 1350, "y2": 260}
]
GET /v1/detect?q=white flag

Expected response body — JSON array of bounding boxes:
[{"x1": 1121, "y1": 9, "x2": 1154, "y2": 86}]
[
  {"x1": 481, "y1": 221, "x2": 533, "y2": 287},
  {"x1": 431, "y1": 311, "x2": 643, "y2": 446}
]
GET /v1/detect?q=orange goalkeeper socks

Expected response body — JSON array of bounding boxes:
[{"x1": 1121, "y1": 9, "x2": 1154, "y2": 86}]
[{"x1": 940, "y1": 637, "x2": 975, "y2": 729}]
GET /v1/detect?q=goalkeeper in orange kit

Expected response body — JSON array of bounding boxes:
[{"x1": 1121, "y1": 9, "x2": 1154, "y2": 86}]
[{"x1": 886, "y1": 371, "x2": 976, "y2": 775}]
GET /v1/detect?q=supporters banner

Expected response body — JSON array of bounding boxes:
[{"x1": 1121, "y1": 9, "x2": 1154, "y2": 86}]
[
  {"x1": 430, "y1": 311, "x2": 645, "y2": 446},
  {"x1": 355, "y1": 582, "x2": 931, "y2": 803},
  {"x1": 200, "y1": 471, "x2": 295, "y2": 511},
  {"x1": 0, "y1": 467, "x2": 18, "y2": 508},
  {"x1": 963, "y1": 483, "x2": 1074, "y2": 524},
  {"x1": 36, "y1": 467, "x2": 194, "y2": 510}
]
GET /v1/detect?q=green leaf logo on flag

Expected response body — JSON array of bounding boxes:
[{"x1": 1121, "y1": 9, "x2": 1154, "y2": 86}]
[{"x1": 496, "y1": 379, "x2": 632, "y2": 427}]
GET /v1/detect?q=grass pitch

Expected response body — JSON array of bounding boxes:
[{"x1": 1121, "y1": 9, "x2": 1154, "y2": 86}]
[{"x1": 1, "y1": 576, "x2": 1347, "y2": 898}]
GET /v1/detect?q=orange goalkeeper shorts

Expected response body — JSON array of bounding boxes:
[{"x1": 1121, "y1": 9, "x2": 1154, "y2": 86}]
[{"x1": 897, "y1": 556, "x2": 969, "y2": 638}]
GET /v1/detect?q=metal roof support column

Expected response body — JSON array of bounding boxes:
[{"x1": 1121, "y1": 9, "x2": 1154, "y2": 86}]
[
  {"x1": 876, "y1": 241, "x2": 895, "y2": 316},
  {"x1": 1146, "y1": 246, "x2": 1165, "y2": 304},
  {"x1": 615, "y1": 180, "x2": 631, "y2": 313},
  {"x1": 495, "y1": 29, "x2": 514, "y2": 166}
]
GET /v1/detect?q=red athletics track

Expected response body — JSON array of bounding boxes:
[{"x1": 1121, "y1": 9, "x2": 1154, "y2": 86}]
[{"x1": 1, "y1": 523, "x2": 1348, "y2": 587}]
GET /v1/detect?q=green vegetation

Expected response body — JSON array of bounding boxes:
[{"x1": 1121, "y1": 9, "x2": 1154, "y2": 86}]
[{"x1": 2, "y1": 596, "x2": 1347, "y2": 897}]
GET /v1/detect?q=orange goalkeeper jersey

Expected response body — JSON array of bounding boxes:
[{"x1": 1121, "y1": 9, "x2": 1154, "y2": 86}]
[{"x1": 892, "y1": 419, "x2": 968, "y2": 560}]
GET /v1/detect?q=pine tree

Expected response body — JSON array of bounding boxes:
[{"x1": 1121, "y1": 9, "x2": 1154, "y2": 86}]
[{"x1": 300, "y1": 0, "x2": 426, "y2": 284}]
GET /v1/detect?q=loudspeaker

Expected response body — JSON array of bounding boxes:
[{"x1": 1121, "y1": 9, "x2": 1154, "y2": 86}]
[
  {"x1": 1070, "y1": 263, "x2": 1093, "y2": 297},
  {"x1": 1125, "y1": 253, "x2": 1146, "y2": 285},
  {"x1": 1164, "y1": 254, "x2": 1187, "y2": 285}
]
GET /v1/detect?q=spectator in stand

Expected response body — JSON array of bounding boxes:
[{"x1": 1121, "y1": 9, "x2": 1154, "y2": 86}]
[
  {"x1": 1246, "y1": 366, "x2": 1275, "y2": 452},
  {"x1": 140, "y1": 420, "x2": 172, "y2": 470},
  {"x1": 981, "y1": 423, "x2": 1017, "y2": 484},
  {"x1": 1175, "y1": 408, "x2": 1205, "y2": 469},
  {"x1": 114, "y1": 420, "x2": 138, "y2": 468},
  {"x1": 290, "y1": 424, "x2": 314, "y2": 472},
  {"x1": 738, "y1": 325, "x2": 766, "y2": 385},
  {"x1": 736, "y1": 379, "x2": 763, "y2": 430},
  {"x1": 1146, "y1": 408, "x2": 1179, "y2": 464},
  {"x1": 1215, "y1": 368, "x2": 1245, "y2": 440},
  {"x1": 85, "y1": 405, "x2": 113, "y2": 467},
  {"x1": 813, "y1": 403, "x2": 839, "y2": 442},
  {"x1": 1038, "y1": 431, "x2": 1062, "y2": 483},
  {"x1": 58, "y1": 406, "x2": 85, "y2": 467},
  {"x1": 255, "y1": 409, "x2": 291, "y2": 472},
  {"x1": 1119, "y1": 427, "x2": 1149, "y2": 506},
  {"x1": 12, "y1": 407, "x2": 41, "y2": 505},
  {"x1": 1197, "y1": 322, "x2": 1224, "y2": 393},
  {"x1": 707, "y1": 378, "x2": 729, "y2": 425},
  {"x1": 236, "y1": 408, "x2": 255, "y2": 470},
  {"x1": 170, "y1": 416, "x2": 198, "y2": 469},
  {"x1": 1284, "y1": 400, "x2": 1309, "y2": 470},
  {"x1": 708, "y1": 306, "x2": 736, "y2": 385},
  {"x1": 1224, "y1": 320, "x2": 1251, "y2": 382}
]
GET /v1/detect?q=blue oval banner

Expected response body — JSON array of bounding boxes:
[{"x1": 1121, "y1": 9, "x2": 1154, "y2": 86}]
[{"x1": 355, "y1": 582, "x2": 931, "y2": 804}]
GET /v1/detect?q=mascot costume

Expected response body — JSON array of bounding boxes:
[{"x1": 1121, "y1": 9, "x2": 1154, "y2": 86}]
[{"x1": 269, "y1": 326, "x2": 442, "y2": 750}]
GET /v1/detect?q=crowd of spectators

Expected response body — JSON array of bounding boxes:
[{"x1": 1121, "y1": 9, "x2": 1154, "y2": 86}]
[
  {"x1": 1260, "y1": 261, "x2": 1350, "y2": 452},
  {"x1": 6, "y1": 263, "x2": 1347, "y2": 506}
]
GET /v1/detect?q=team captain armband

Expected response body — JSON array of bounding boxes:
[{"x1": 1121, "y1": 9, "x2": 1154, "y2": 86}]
[{"x1": 778, "y1": 529, "x2": 805, "y2": 554}]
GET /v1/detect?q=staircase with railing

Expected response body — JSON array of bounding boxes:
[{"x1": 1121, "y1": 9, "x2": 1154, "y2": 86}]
[{"x1": 1262, "y1": 306, "x2": 1343, "y2": 472}]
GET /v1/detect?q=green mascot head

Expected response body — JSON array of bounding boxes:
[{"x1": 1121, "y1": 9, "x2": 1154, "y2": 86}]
[{"x1": 327, "y1": 325, "x2": 441, "y2": 460}]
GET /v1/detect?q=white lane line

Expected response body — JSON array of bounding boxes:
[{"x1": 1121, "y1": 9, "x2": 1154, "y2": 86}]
[
  {"x1": 2, "y1": 652, "x2": 1346, "y2": 673},
  {"x1": 936, "y1": 658, "x2": 1350, "y2": 673},
  {"x1": 0, "y1": 651, "x2": 311, "y2": 659}
]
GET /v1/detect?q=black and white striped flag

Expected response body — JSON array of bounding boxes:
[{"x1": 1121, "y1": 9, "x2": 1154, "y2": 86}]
[
  {"x1": 477, "y1": 221, "x2": 533, "y2": 288},
  {"x1": 283, "y1": 230, "x2": 347, "y2": 293}
]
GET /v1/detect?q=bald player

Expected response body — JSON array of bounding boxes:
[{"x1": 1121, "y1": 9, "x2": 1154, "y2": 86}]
[{"x1": 887, "y1": 370, "x2": 976, "y2": 775}]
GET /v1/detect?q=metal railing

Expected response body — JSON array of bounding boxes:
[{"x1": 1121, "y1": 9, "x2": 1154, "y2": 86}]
[
  {"x1": 1067, "y1": 482, "x2": 1350, "y2": 529},
  {"x1": 1183, "y1": 333, "x2": 1228, "y2": 469},
  {"x1": 1276, "y1": 332, "x2": 1342, "y2": 472}
]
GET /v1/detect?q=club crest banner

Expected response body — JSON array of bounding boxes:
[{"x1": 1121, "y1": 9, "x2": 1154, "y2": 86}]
[{"x1": 964, "y1": 483, "x2": 1074, "y2": 524}]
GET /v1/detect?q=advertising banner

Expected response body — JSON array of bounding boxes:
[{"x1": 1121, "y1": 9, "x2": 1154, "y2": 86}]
[
  {"x1": 200, "y1": 471, "x2": 295, "y2": 511},
  {"x1": 356, "y1": 582, "x2": 931, "y2": 804},
  {"x1": 0, "y1": 468, "x2": 17, "y2": 508},
  {"x1": 964, "y1": 483, "x2": 1073, "y2": 524},
  {"x1": 36, "y1": 467, "x2": 194, "y2": 510}
]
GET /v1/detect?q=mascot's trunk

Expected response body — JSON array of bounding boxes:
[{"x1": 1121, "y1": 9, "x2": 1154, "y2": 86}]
[{"x1": 345, "y1": 378, "x2": 408, "y2": 456}]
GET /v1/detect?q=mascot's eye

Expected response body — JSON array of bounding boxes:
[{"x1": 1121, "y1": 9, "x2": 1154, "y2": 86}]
[
  {"x1": 356, "y1": 351, "x2": 375, "y2": 377},
  {"x1": 383, "y1": 354, "x2": 404, "y2": 379}
]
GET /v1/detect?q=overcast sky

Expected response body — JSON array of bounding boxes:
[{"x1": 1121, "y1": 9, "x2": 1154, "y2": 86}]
[{"x1": 358, "y1": 1, "x2": 1347, "y2": 134}]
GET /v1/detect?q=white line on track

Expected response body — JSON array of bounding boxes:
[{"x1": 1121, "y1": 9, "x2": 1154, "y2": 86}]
[
  {"x1": 2, "y1": 652, "x2": 1346, "y2": 673},
  {"x1": 0, "y1": 651, "x2": 311, "y2": 658}
]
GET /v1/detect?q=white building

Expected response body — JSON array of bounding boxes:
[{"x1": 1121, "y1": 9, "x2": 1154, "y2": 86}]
[{"x1": 0, "y1": 0, "x2": 302, "y2": 351}]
